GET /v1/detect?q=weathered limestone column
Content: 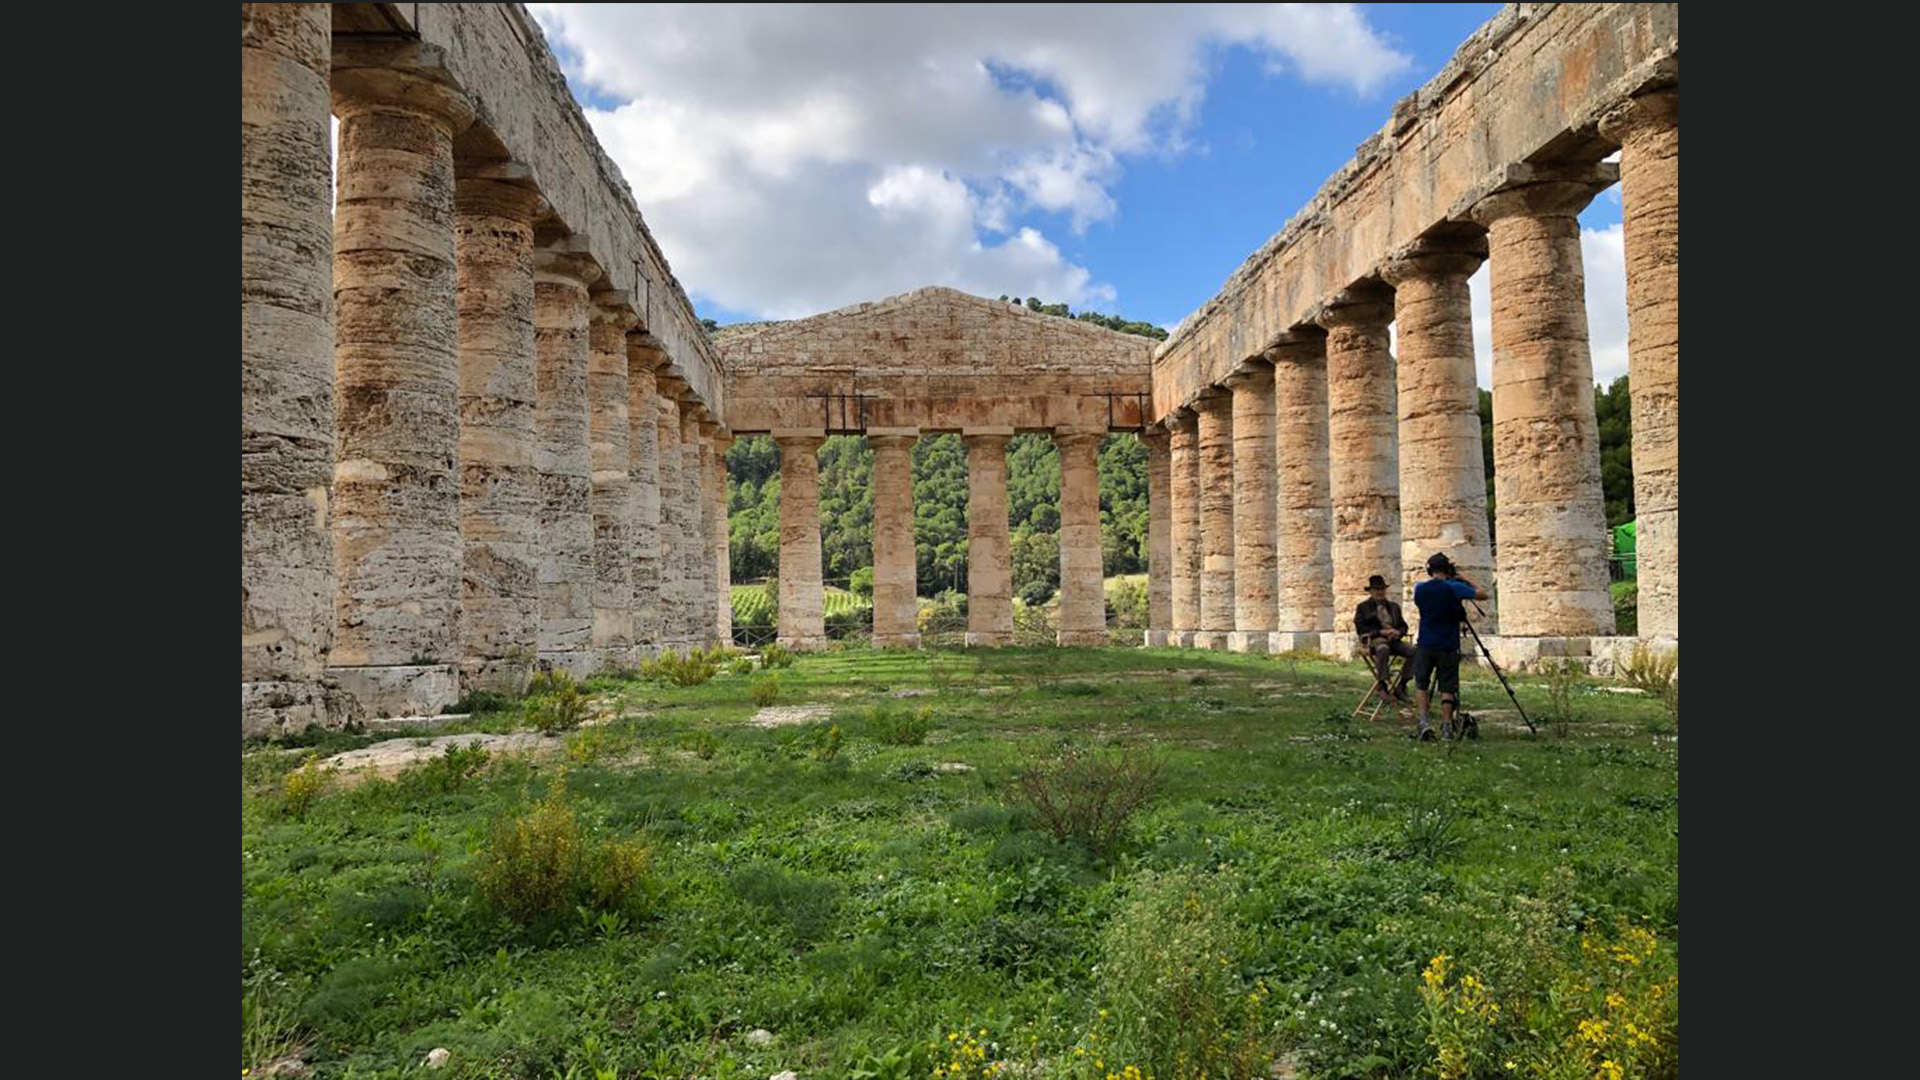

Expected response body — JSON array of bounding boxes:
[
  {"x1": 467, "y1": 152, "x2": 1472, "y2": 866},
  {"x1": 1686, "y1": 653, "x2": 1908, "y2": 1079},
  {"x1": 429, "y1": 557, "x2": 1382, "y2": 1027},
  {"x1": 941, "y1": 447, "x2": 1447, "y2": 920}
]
[
  {"x1": 453, "y1": 168, "x2": 547, "y2": 694},
  {"x1": 712, "y1": 429, "x2": 735, "y2": 647},
  {"x1": 1602, "y1": 91, "x2": 1679, "y2": 643},
  {"x1": 1470, "y1": 164, "x2": 1619, "y2": 638},
  {"x1": 626, "y1": 343, "x2": 663, "y2": 655},
  {"x1": 776, "y1": 434, "x2": 828, "y2": 649},
  {"x1": 588, "y1": 301, "x2": 637, "y2": 668},
  {"x1": 328, "y1": 42, "x2": 476, "y2": 716},
  {"x1": 1141, "y1": 428, "x2": 1174, "y2": 647},
  {"x1": 1317, "y1": 288, "x2": 1400, "y2": 632},
  {"x1": 963, "y1": 432, "x2": 1015, "y2": 647},
  {"x1": 1056, "y1": 431, "x2": 1107, "y2": 647},
  {"x1": 1226, "y1": 366, "x2": 1277, "y2": 652},
  {"x1": 654, "y1": 384, "x2": 686, "y2": 650},
  {"x1": 533, "y1": 248, "x2": 601, "y2": 676},
  {"x1": 1382, "y1": 238, "x2": 1496, "y2": 635},
  {"x1": 869, "y1": 433, "x2": 921, "y2": 649},
  {"x1": 242, "y1": 3, "x2": 359, "y2": 733},
  {"x1": 682, "y1": 405, "x2": 711, "y2": 646},
  {"x1": 1167, "y1": 410, "x2": 1202, "y2": 646},
  {"x1": 1271, "y1": 334, "x2": 1335, "y2": 649},
  {"x1": 1194, "y1": 389, "x2": 1235, "y2": 650}
]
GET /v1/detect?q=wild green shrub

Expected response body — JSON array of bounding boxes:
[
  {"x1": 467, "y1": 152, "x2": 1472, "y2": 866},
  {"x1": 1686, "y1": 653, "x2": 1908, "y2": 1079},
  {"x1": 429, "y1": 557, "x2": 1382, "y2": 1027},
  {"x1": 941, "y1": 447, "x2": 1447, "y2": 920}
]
[
  {"x1": 401, "y1": 742, "x2": 491, "y2": 794},
  {"x1": 642, "y1": 648, "x2": 721, "y2": 687},
  {"x1": 282, "y1": 754, "x2": 334, "y2": 819},
  {"x1": 760, "y1": 642, "x2": 797, "y2": 669},
  {"x1": 685, "y1": 730, "x2": 718, "y2": 760},
  {"x1": 1094, "y1": 868, "x2": 1274, "y2": 1080},
  {"x1": 868, "y1": 703, "x2": 933, "y2": 745},
  {"x1": 1622, "y1": 645, "x2": 1679, "y2": 730},
  {"x1": 1007, "y1": 744, "x2": 1161, "y2": 855},
  {"x1": 751, "y1": 673, "x2": 782, "y2": 707},
  {"x1": 1541, "y1": 659, "x2": 1585, "y2": 738},
  {"x1": 473, "y1": 780, "x2": 653, "y2": 925},
  {"x1": 523, "y1": 669, "x2": 588, "y2": 734},
  {"x1": 729, "y1": 657, "x2": 755, "y2": 676}
]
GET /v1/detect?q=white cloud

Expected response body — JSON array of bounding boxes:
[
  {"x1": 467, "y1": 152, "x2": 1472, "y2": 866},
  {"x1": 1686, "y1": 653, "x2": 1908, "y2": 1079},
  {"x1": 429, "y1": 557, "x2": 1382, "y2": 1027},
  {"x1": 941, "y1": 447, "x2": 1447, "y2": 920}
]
[
  {"x1": 1467, "y1": 222, "x2": 1629, "y2": 390},
  {"x1": 526, "y1": 3, "x2": 1410, "y2": 319}
]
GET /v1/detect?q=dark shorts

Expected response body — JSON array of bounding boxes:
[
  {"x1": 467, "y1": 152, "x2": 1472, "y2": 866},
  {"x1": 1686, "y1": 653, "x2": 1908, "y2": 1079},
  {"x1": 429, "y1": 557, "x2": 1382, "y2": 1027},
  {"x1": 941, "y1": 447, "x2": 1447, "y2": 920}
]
[{"x1": 1412, "y1": 646, "x2": 1461, "y2": 697}]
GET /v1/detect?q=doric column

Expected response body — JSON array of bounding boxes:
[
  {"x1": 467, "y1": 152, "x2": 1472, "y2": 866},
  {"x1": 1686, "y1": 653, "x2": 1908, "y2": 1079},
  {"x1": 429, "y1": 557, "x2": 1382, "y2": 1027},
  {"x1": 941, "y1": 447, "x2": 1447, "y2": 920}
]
[
  {"x1": 1602, "y1": 91, "x2": 1679, "y2": 642},
  {"x1": 653, "y1": 384, "x2": 686, "y2": 650},
  {"x1": 453, "y1": 168, "x2": 547, "y2": 693},
  {"x1": 588, "y1": 300, "x2": 637, "y2": 668},
  {"x1": 869, "y1": 433, "x2": 921, "y2": 648},
  {"x1": 531, "y1": 247, "x2": 601, "y2": 676},
  {"x1": 1167, "y1": 410, "x2": 1201, "y2": 645},
  {"x1": 1056, "y1": 430, "x2": 1107, "y2": 647},
  {"x1": 1194, "y1": 389, "x2": 1235, "y2": 650},
  {"x1": 1470, "y1": 164, "x2": 1619, "y2": 638},
  {"x1": 712, "y1": 429, "x2": 734, "y2": 647},
  {"x1": 626, "y1": 342, "x2": 664, "y2": 655},
  {"x1": 963, "y1": 432, "x2": 1015, "y2": 647},
  {"x1": 1141, "y1": 428, "x2": 1173, "y2": 646},
  {"x1": 1382, "y1": 237, "x2": 1496, "y2": 635},
  {"x1": 681, "y1": 404, "x2": 709, "y2": 646},
  {"x1": 241, "y1": 3, "x2": 358, "y2": 733},
  {"x1": 775, "y1": 434, "x2": 827, "y2": 649},
  {"x1": 1226, "y1": 366, "x2": 1277, "y2": 652},
  {"x1": 1317, "y1": 288, "x2": 1400, "y2": 629},
  {"x1": 1271, "y1": 334, "x2": 1335, "y2": 647},
  {"x1": 328, "y1": 41, "x2": 475, "y2": 716}
]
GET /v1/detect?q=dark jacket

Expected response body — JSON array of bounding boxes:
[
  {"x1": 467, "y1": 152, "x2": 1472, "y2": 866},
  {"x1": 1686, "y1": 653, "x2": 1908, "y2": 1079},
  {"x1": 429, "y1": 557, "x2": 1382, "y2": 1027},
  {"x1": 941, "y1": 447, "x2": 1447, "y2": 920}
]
[{"x1": 1353, "y1": 597, "x2": 1408, "y2": 641}]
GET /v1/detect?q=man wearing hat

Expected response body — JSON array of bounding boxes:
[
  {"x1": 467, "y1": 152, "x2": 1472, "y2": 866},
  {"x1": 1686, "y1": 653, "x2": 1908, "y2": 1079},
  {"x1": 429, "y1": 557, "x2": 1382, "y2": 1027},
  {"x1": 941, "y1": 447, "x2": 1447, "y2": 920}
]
[
  {"x1": 1411, "y1": 552, "x2": 1490, "y2": 741},
  {"x1": 1354, "y1": 573, "x2": 1413, "y2": 703}
]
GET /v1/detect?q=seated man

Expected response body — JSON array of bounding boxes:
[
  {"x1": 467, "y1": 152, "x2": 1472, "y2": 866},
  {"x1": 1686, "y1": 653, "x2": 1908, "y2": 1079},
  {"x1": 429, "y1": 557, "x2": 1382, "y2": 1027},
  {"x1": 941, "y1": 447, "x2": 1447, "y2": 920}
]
[
  {"x1": 1354, "y1": 574, "x2": 1413, "y2": 702},
  {"x1": 1411, "y1": 552, "x2": 1491, "y2": 741}
]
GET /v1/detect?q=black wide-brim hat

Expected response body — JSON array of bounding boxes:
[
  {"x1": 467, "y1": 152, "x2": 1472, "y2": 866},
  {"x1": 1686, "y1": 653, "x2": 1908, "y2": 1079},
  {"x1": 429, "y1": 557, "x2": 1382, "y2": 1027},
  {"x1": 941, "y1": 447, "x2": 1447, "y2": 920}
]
[{"x1": 1364, "y1": 574, "x2": 1389, "y2": 591}]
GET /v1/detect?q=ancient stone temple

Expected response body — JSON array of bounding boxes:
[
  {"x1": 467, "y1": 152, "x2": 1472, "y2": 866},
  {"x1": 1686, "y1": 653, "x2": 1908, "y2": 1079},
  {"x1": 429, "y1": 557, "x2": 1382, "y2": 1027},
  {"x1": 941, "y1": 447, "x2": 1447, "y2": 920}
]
[{"x1": 242, "y1": 3, "x2": 1677, "y2": 735}]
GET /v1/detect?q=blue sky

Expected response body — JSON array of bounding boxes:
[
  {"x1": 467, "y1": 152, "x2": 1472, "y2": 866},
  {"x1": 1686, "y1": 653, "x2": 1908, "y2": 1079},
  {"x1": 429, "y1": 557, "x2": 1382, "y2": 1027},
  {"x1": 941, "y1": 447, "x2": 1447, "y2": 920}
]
[{"x1": 523, "y1": 4, "x2": 1629, "y2": 387}]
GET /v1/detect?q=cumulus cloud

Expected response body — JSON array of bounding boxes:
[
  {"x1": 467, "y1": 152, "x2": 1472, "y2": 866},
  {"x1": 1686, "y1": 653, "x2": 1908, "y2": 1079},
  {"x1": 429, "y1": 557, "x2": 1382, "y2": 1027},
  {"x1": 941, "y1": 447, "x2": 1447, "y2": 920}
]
[
  {"x1": 1466, "y1": 223, "x2": 1629, "y2": 389},
  {"x1": 526, "y1": 3, "x2": 1410, "y2": 319}
]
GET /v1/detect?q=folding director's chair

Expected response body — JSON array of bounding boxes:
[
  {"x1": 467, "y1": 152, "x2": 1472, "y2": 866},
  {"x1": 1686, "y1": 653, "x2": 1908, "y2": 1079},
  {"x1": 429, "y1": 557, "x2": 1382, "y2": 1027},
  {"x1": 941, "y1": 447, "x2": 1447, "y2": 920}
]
[{"x1": 1351, "y1": 642, "x2": 1415, "y2": 724}]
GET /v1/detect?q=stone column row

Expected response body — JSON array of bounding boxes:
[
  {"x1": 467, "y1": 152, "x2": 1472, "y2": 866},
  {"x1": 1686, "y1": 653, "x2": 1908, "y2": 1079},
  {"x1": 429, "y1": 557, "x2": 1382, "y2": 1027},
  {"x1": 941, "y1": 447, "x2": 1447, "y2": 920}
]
[{"x1": 242, "y1": 13, "x2": 727, "y2": 729}]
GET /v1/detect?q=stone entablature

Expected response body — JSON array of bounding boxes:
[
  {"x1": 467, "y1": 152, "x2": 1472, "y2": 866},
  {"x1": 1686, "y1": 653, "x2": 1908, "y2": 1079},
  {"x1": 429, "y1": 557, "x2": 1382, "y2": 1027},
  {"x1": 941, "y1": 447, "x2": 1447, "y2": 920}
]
[{"x1": 1150, "y1": 3, "x2": 1677, "y2": 418}]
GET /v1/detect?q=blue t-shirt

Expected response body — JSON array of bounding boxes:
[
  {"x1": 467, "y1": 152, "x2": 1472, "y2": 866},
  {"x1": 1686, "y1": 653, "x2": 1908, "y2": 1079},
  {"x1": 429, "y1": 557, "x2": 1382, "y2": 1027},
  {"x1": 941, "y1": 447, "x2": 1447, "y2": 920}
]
[{"x1": 1413, "y1": 578, "x2": 1480, "y2": 651}]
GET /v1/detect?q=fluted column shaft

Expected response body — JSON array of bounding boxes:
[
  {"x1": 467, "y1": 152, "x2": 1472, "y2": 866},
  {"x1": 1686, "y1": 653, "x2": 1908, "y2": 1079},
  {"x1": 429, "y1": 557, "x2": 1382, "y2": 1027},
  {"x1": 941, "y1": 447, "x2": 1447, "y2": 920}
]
[
  {"x1": 681, "y1": 407, "x2": 708, "y2": 646},
  {"x1": 1227, "y1": 368, "x2": 1276, "y2": 652},
  {"x1": 242, "y1": 3, "x2": 350, "y2": 732},
  {"x1": 709, "y1": 428, "x2": 733, "y2": 645},
  {"x1": 1142, "y1": 430, "x2": 1173, "y2": 643},
  {"x1": 776, "y1": 435, "x2": 828, "y2": 649},
  {"x1": 1319, "y1": 294, "x2": 1400, "y2": 622},
  {"x1": 588, "y1": 308, "x2": 636, "y2": 666},
  {"x1": 1194, "y1": 391, "x2": 1236, "y2": 649},
  {"x1": 627, "y1": 355, "x2": 662, "y2": 653},
  {"x1": 532, "y1": 266, "x2": 598, "y2": 674},
  {"x1": 1603, "y1": 92, "x2": 1679, "y2": 641},
  {"x1": 1473, "y1": 178, "x2": 1617, "y2": 637},
  {"x1": 870, "y1": 434, "x2": 921, "y2": 648},
  {"x1": 328, "y1": 46, "x2": 475, "y2": 715},
  {"x1": 654, "y1": 392, "x2": 685, "y2": 648},
  {"x1": 1056, "y1": 432, "x2": 1106, "y2": 647},
  {"x1": 964, "y1": 434, "x2": 1014, "y2": 646},
  {"x1": 1272, "y1": 336, "x2": 1334, "y2": 639},
  {"x1": 1384, "y1": 245, "x2": 1496, "y2": 635},
  {"x1": 1167, "y1": 412, "x2": 1201, "y2": 642},
  {"x1": 454, "y1": 176, "x2": 546, "y2": 691}
]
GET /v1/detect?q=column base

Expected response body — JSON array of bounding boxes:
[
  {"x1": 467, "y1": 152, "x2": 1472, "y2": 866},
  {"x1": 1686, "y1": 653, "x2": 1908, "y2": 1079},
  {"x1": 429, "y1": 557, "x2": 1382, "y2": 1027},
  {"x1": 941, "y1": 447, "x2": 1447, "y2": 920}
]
[
  {"x1": 1170, "y1": 630, "x2": 1198, "y2": 648},
  {"x1": 241, "y1": 678, "x2": 365, "y2": 740},
  {"x1": 1226, "y1": 631, "x2": 1271, "y2": 654},
  {"x1": 1057, "y1": 630, "x2": 1106, "y2": 647},
  {"x1": 965, "y1": 631, "x2": 1013, "y2": 648},
  {"x1": 1191, "y1": 631, "x2": 1230, "y2": 651},
  {"x1": 777, "y1": 634, "x2": 829, "y2": 652},
  {"x1": 873, "y1": 632, "x2": 922, "y2": 649},
  {"x1": 1269, "y1": 631, "x2": 1332, "y2": 654},
  {"x1": 329, "y1": 664, "x2": 460, "y2": 720},
  {"x1": 1326, "y1": 631, "x2": 1358, "y2": 659},
  {"x1": 460, "y1": 658, "x2": 535, "y2": 697},
  {"x1": 1472, "y1": 635, "x2": 1676, "y2": 677},
  {"x1": 1143, "y1": 630, "x2": 1173, "y2": 648}
]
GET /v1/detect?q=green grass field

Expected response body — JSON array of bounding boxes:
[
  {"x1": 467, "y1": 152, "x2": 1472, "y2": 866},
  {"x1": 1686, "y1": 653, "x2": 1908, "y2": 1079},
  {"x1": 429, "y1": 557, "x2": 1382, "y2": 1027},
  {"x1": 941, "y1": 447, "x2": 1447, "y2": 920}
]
[{"x1": 242, "y1": 646, "x2": 1678, "y2": 1080}]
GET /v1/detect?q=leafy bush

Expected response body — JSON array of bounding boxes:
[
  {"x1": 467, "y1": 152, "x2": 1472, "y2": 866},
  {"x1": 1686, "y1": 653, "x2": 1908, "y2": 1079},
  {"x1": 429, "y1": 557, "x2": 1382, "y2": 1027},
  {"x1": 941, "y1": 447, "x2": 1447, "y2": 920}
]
[
  {"x1": 728, "y1": 657, "x2": 755, "y2": 676},
  {"x1": 1018, "y1": 580, "x2": 1055, "y2": 607},
  {"x1": 867, "y1": 703, "x2": 933, "y2": 745},
  {"x1": 751, "y1": 673, "x2": 782, "y2": 707},
  {"x1": 813, "y1": 724, "x2": 844, "y2": 762},
  {"x1": 1612, "y1": 581, "x2": 1639, "y2": 636},
  {"x1": 760, "y1": 642, "x2": 797, "y2": 669},
  {"x1": 685, "y1": 730, "x2": 718, "y2": 760},
  {"x1": 1092, "y1": 868, "x2": 1274, "y2": 1080},
  {"x1": 473, "y1": 780, "x2": 653, "y2": 926},
  {"x1": 1621, "y1": 645, "x2": 1679, "y2": 728},
  {"x1": 1541, "y1": 659, "x2": 1585, "y2": 738},
  {"x1": 849, "y1": 566, "x2": 875, "y2": 597},
  {"x1": 403, "y1": 742, "x2": 491, "y2": 793},
  {"x1": 1106, "y1": 575, "x2": 1149, "y2": 629},
  {"x1": 450, "y1": 688, "x2": 514, "y2": 715},
  {"x1": 1007, "y1": 744, "x2": 1161, "y2": 855},
  {"x1": 283, "y1": 754, "x2": 334, "y2": 819},
  {"x1": 641, "y1": 648, "x2": 721, "y2": 687},
  {"x1": 523, "y1": 669, "x2": 588, "y2": 734}
]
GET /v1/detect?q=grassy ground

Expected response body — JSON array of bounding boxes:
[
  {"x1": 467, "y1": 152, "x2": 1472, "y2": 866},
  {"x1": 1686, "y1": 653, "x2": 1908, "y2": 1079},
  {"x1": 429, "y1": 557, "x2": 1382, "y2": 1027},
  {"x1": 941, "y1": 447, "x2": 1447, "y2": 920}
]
[{"x1": 242, "y1": 646, "x2": 1679, "y2": 1080}]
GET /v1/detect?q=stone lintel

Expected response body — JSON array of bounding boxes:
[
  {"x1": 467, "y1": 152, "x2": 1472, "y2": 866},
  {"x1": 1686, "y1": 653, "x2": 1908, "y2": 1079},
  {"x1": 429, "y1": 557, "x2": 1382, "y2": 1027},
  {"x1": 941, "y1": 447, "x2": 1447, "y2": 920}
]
[
  {"x1": 961, "y1": 426, "x2": 1016, "y2": 437},
  {"x1": 866, "y1": 427, "x2": 921, "y2": 439},
  {"x1": 771, "y1": 428, "x2": 828, "y2": 441}
]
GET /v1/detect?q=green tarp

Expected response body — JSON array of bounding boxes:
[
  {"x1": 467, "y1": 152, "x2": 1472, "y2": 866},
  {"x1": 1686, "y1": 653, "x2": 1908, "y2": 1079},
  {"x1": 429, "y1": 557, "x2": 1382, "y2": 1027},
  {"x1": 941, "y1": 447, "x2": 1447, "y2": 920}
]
[{"x1": 1612, "y1": 520, "x2": 1636, "y2": 577}]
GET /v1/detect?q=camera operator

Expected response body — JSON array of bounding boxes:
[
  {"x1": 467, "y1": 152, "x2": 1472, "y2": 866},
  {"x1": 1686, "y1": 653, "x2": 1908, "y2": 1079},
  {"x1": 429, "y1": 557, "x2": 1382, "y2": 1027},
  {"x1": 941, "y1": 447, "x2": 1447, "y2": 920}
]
[{"x1": 1410, "y1": 552, "x2": 1489, "y2": 742}]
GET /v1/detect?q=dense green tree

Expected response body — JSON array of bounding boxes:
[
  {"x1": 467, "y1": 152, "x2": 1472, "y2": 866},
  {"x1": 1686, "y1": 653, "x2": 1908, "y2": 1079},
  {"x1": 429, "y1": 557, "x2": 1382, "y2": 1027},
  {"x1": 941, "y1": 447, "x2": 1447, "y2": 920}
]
[{"x1": 1595, "y1": 374, "x2": 1635, "y2": 527}]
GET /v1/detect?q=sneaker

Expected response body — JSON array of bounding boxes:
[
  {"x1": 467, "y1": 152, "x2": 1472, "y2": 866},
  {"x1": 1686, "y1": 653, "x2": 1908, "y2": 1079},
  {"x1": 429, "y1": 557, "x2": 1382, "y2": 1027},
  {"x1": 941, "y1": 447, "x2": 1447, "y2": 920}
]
[
  {"x1": 1439, "y1": 722, "x2": 1455, "y2": 741},
  {"x1": 1416, "y1": 725, "x2": 1436, "y2": 742}
]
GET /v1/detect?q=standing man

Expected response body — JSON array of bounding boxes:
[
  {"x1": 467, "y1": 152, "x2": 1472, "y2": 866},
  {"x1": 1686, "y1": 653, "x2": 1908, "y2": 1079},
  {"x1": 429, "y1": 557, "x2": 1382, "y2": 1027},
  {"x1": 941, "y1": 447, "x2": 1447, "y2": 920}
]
[
  {"x1": 1410, "y1": 553, "x2": 1489, "y2": 741},
  {"x1": 1354, "y1": 574, "x2": 1413, "y2": 702}
]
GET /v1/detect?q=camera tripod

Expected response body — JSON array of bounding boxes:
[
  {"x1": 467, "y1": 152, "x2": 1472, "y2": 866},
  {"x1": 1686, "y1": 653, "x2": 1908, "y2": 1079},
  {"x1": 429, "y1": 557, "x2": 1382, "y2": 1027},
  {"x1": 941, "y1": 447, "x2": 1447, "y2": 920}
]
[{"x1": 1459, "y1": 599, "x2": 1536, "y2": 735}]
